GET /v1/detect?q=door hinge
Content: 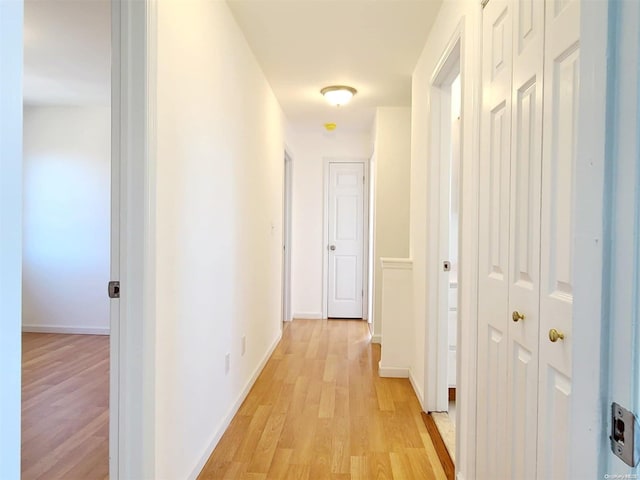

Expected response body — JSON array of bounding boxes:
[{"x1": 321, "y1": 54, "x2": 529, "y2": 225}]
[
  {"x1": 610, "y1": 402, "x2": 640, "y2": 467},
  {"x1": 108, "y1": 281, "x2": 120, "y2": 299}
]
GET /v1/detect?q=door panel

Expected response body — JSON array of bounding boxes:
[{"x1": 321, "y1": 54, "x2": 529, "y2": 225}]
[
  {"x1": 477, "y1": 1, "x2": 512, "y2": 477},
  {"x1": 327, "y1": 163, "x2": 364, "y2": 318},
  {"x1": 507, "y1": 0, "x2": 544, "y2": 477},
  {"x1": 538, "y1": 0, "x2": 579, "y2": 477}
]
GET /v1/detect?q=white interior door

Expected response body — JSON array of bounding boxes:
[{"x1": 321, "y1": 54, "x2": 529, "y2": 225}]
[
  {"x1": 537, "y1": 0, "x2": 579, "y2": 478},
  {"x1": 477, "y1": 1, "x2": 512, "y2": 477},
  {"x1": 506, "y1": 0, "x2": 544, "y2": 477},
  {"x1": 327, "y1": 162, "x2": 364, "y2": 319}
]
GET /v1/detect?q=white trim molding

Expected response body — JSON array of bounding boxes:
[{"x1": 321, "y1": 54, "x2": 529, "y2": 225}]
[
  {"x1": 380, "y1": 257, "x2": 414, "y2": 270},
  {"x1": 22, "y1": 326, "x2": 110, "y2": 335},
  {"x1": 188, "y1": 332, "x2": 282, "y2": 480},
  {"x1": 371, "y1": 334, "x2": 382, "y2": 344},
  {"x1": 378, "y1": 362, "x2": 410, "y2": 378},
  {"x1": 292, "y1": 312, "x2": 323, "y2": 320},
  {"x1": 409, "y1": 368, "x2": 425, "y2": 410}
]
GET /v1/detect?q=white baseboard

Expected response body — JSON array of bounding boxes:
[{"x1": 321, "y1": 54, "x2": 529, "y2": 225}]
[
  {"x1": 188, "y1": 331, "x2": 282, "y2": 480},
  {"x1": 378, "y1": 362, "x2": 409, "y2": 378},
  {"x1": 292, "y1": 312, "x2": 323, "y2": 320},
  {"x1": 22, "y1": 325, "x2": 110, "y2": 335},
  {"x1": 409, "y1": 369, "x2": 425, "y2": 410},
  {"x1": 371, "y1": 334, "x2": 382, "y2": 344}
]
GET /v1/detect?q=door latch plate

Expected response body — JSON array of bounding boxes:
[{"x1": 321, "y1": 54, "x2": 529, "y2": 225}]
[
  {"x1": 443, "y1": 261, "x2": 451, "y2": 272},
  {"x1": 610, "y1": 402, "x2": 640, "y2": 467},
  {"x1": 108, "y1": 281, "x2": 120, "y2": 299}
]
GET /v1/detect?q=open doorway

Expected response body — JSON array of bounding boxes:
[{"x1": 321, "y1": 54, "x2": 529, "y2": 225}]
[
  {"x1": 21, "y1": 1, "x2": 112, "y2": 478},
  {"x1": 282, "y1": 151, "x2": 293, "y2": 325},
  {"x1": 424, "y1": 35, "x2": 462, "y2": 470},
  {"x1": 445, "y1": 72, "x2": 461, "y2": 428}
]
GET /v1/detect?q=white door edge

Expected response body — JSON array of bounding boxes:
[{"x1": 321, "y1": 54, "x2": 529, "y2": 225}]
[{"x1": 113, "y1": 0, "x2": 156, "y2": 477}]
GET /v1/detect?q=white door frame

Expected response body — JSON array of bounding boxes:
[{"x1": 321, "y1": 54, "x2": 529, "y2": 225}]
[
  {"x1": 0, "y1": 1, "x2": 23, "y2": 476},
  {"x1": 322, "y1": 157, "x2": 370, "y2": 320},
  {"x1": 423, "y1": 17, "x2": 481, "y2": 480},
  {"x1": 282, "y1": 150, "x2": 293, "y2": 323},
  {"x1": 111, "y1": 0, "x2": 156, "y2": 477},
  {"x1": 427, "y1": 34, "x2": 462, "y2": 414},
  {"x1": 367, "y1": 152, "x2": 376, "y2": 327},
  {"x1": 569, "y1": 0, "x2": 629, "y2": 476}
]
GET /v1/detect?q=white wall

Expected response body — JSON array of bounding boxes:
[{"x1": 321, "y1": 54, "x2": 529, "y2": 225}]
[
  {"x1": 410, "y1": 1, "x2": 481, "y2": 479},
  {"x1": 153, "y1": 1, "x2": 285, "y2": 478},
  {"x1": 287, "y1": 128, "x2": 371, "y2": 319},
  {"x1": 0, "y1": 1, "x2": 23, "y2": 476},
  {"x1": 22, "y1": 106, "x2": 111, "y2": 334},
  {"x1": 371, "y1": 107, "x2": 411, "y2": 338}
]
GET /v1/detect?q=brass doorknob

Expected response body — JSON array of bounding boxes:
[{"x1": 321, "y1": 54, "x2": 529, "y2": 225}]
[
  {"x1": 512, "y1": 311, "x2": 525, "y2": 322},
  {"x1": 548, "y1": 328, "x2": 565, "y2": 343}
]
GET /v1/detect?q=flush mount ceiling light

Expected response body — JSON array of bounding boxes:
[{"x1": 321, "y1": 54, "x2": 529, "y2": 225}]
[{"x1": 321, "y1": 85, "x2": 357, "y2": 106}]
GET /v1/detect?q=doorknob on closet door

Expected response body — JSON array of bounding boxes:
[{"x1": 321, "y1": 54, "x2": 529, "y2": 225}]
[
  {"x1": 548, "y1": 328, "x2": 565, "y2": 343},
  {"x1": 512, "y1": 311, "x2": 525, "y2": 322},
  {"x1": 329, "y1": 245, "x2": 336, "y2": 251}
]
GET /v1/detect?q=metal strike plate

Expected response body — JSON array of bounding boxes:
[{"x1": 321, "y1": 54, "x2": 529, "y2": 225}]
[
  {"x1": 443, "y1": 261, "x2": 451, "y2": 272},
  {"x1": 108, "y1": 281, "x2": 120, "y2": 299},
  {"x1": 610, "y1": 402, "x2": 640, "y2": 467}
]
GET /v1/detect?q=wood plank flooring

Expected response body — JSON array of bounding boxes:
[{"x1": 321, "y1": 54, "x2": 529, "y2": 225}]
[
  {"x1": 198, "y1": 319, "x2": 446, "y2": 479},
  {"x1": 21, "y1": 333, "x2": 109, "y2": 480}
]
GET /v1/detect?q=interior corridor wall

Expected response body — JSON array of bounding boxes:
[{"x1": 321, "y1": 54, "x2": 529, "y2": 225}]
[
  {"x1": 22, "y1": 106, "x2": 111, "y2": 334},
  {"x1": 286, "y1": 128, "x2": 371, "y2": 319},
  {"x1": 154, "y1": 1, "x2": 286, "y2": 477},
  {"x1": 371, "y1": 107, "x2": 411, "y2": 339}
]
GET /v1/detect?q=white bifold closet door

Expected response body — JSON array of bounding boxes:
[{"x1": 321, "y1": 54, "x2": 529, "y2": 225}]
[
  {"x1": 537, "y1": 0, "x2": 580, "y2": 477},
  {"x1": 477, "y1": 1, "x2": 513, "y2": 477},
  {"x1": 477, "y1": 0, "x2": 578, "y2": 478}
]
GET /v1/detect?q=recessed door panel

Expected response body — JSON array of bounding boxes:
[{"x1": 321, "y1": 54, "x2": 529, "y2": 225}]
[
  {"x1": 335, "y1": 196, "x2": 358, "y2": 241},
  {"x1": 509, "y1": 343, "x2": 538, "y2": 478},
  {"x1": 488, "y1": 102, "x2": 509, "y2": 280},
  {"x1": 539, "y1": 368, "x2": 572, "y2": 479}
]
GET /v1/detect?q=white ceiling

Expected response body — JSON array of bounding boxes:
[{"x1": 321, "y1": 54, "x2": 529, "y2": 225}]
[
  {"x1": 227, "y1": 0, "x2": 442, "y2": 132},
  {"x1": 24, "y1": 0, "x2": 111, "y2": 106},
  {"x1": 23, "y1": 0, "x2": 442, "y2": 131}
]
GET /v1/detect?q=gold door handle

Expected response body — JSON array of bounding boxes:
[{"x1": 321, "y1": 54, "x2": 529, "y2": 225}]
[
  {"x1": 548, "y1": 328, "x2": 565, "y2": 343},
  {"x1": 512, "y1": 311, "x2": 525, "y2": 322}
]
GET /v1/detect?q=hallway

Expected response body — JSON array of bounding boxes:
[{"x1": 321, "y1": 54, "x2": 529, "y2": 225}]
[{"x1": 198, "y1": 319, "x2": 445, "y2": 479}]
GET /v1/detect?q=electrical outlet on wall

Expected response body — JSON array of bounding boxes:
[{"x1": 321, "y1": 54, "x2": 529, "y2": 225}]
[
  {"x1": 241, "y1": 336, "x2": 246, "y2": 356},
  {"x1": 225, "y1": 353, "x2": 230, "y2": 375}
]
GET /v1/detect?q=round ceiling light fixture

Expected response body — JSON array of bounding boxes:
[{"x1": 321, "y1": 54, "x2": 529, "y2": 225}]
[{"x1": 320, "y1": 85, "x2": 357, "y2": 107}]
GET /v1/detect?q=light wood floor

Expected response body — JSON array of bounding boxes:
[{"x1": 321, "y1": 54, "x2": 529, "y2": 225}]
[
  {"x1": 22, "y1": 333, "x2": 109, "y2": 480},
  {"x1": 198, "y1": 319, "x2": 446, "y2": 479}
]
